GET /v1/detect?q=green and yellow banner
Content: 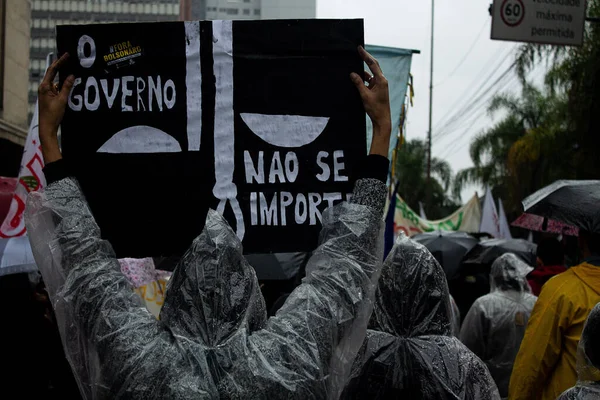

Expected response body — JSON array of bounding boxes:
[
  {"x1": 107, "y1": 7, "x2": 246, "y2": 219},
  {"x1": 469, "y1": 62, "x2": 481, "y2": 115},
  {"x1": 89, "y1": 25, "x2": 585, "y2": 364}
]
[{"x1": 393, "y1": 194, "x2": 481, "y2": 238}]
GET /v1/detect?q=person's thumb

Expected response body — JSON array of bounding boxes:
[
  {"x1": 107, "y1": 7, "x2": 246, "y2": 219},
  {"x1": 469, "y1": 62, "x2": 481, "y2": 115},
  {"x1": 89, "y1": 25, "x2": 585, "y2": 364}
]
[
  {"x1": 350, "y1": 72, "x2": 368, "y2": 99},
  {"x1": 59, "y1": 75, "x2": 76, "y2": 103}
]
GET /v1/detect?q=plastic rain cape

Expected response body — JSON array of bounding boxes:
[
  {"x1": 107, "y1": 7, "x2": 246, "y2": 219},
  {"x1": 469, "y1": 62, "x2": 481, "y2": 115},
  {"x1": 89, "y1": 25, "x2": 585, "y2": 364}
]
[
  {"x1": 450, "y1": 294, "x2": 461, "y2": 336},
  {"x1": 25, "y1": 177, "x2": 385, "y2": 399},
  {"x1": 341, "y1": 235, "x2": 501, "y2": 399},
  {"x1": 558, "y1": 302, "x2": 600, "y2": 399},
  {"x1": 460, "y1": 253, "x2": 537, "y2": 397}
]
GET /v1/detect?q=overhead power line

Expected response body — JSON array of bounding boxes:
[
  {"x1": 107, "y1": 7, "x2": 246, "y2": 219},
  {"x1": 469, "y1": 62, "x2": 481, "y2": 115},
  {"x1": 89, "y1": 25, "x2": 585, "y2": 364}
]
[
  {"x1": 435, "y1": 65, "x2": 542, "y2": 161},
  {"x1": 433, "y1": 61, "x2": 516, "y2": 141},
  {"x1": 435, "y1": 72, "x2": 519, "y2": 160},
  {"x1": 431, "y1": 45, "x2": 517, "y2": 135},
  {"x1": 432, "y1": 47, "x2": 518, "y2": 137},
  {"x1": 434, "y1": 70, "x2": 519, "y2": 145},
  {"x1": 434, "y1": 19, "x2": 490, "y2": 88}
]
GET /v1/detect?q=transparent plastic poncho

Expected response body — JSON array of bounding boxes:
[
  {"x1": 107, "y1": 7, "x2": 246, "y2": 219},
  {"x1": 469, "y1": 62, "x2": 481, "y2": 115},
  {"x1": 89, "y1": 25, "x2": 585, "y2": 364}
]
[
  {"x1": 25, "y1": 177, "x2": 386, "y2": 399},
  {"x1": 341, "y1": 235, "x2": 501, "y2": 399},
  {"x1": 558, "y1": 302, "x2": 600, "y2": 399},
  {"x1": 450, "y1": 294, "x2": 461, "y2": 336},
  {"x1": 459, "y1": 253, "x2": 537, "y2": 397}
]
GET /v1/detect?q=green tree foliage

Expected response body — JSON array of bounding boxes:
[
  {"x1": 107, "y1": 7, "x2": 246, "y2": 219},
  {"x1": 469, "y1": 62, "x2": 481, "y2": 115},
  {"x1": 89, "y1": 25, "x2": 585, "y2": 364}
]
[
  {"x1": 453, "y1": 115, "x2": 523, "y2": 202},
  {"x1": 403, "y1": 4, "x2": 600, "y2": 218},
  {"x1": 395, "y1": 139, "x2": 458, "y2": 219},
  {"x1": 515, "y1": 0, "x2": 600, "y2": 180},
  {"x1": 453, "y1": 82, "x2": 568, "y2": 213}
]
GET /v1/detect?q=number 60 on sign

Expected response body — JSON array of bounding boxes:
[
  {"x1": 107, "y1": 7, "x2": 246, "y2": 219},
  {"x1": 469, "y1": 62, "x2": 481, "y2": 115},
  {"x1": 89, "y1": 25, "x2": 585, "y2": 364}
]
[{"x1": 501, "y1": 0, "x2": 525, "y2": 27}]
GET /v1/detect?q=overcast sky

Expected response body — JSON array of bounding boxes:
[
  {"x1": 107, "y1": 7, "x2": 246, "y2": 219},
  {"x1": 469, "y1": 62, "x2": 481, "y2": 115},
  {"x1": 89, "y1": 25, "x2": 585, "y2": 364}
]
[{"x1": 317, "y1": 0, "x2": 541, "y2": 201}]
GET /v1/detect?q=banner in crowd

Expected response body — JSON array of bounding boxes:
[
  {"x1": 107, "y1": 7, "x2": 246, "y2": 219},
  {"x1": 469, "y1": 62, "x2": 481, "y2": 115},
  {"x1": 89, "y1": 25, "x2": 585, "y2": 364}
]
[
  {"x1": 118, "y1": 258, "x2": 171, "y2": 318},
  {"x1": 0, "y1": 55, "x2": 52, "y2": 276},
  {"x1": 480, "y1": 186, "x2": 501, "y2": 238},
  {"x1": 56, "y1": 20, "x2": 366, "y2": 257},
  {"x1": 393, "y1": 194, "x2": 481, "y2": 238},
  {"x1": 498, "y1": 198, "x2": 513, "y2": 239},
  {"x1": 0, "y1": 177, "x2": 17, "y2": 224},
  {"x1": 0, "y1": 99, "x2": 46, "y2": 238},
  {"x1": 364, "y1": 45, "x2": 414, "y2": 162}
]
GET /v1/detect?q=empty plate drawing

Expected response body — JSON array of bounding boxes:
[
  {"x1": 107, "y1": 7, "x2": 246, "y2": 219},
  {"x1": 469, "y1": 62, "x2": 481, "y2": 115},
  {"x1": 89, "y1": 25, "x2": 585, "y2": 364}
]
[
  {"x1": 240, "y1": 113, "x2": 330, "y2": 148},
  {"x1": 97, "y1": 126, "x2": 182, "y2": 153}
]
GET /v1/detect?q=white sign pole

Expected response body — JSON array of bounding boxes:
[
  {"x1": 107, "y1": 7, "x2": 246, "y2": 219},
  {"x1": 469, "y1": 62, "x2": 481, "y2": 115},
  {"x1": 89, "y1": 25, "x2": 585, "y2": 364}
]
[{"x1": 491, "y1": 0, "x2": 587, "y2": 46}]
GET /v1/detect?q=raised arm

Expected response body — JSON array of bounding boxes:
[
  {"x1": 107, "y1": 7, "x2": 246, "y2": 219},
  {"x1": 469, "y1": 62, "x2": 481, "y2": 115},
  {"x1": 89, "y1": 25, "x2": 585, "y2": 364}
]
[
  {"x1": 26, "y1": 54, "x2": 213, "y2": 399},
  {"x1": 37, "y1": 53, "x2": 71, "y2": 165},
  {"x1": 27, "y1": 47, "x2": 392, "y2": 400},
  {"x1": 218, "y1": 46, "x2": 392, "y2": 399}
]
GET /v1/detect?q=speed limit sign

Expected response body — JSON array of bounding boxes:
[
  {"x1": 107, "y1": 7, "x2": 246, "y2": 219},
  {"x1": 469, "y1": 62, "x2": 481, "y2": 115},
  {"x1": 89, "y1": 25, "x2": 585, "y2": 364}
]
[
  {"x1": 500, "y1": 0, "x2": 525, "y2": 27},
  {"x1": 491, "y1": 0, "x2": 586, "y2": 46}
]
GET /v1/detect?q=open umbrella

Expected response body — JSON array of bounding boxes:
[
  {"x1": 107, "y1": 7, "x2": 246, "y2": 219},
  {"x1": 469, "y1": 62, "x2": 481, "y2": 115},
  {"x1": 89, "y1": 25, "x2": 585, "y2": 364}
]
[
  {"x1": 245, "y1": 252, "x2": 310, "y2": 313},
  {"x1": 0, "y1": 236, "x2": 37, "y2": 277},
  {"x1": 462, "y1": 238, "x2": 537, "y2": 266},
  {"x1": 523, "y1": 180, "x2": 600, "y2": 233},
  {"x1": 511, "y1": 213, "x2": 579, "y2": 236},
  {"x1": 412, "y1": 231, "x2": 478, "y2": 279}
]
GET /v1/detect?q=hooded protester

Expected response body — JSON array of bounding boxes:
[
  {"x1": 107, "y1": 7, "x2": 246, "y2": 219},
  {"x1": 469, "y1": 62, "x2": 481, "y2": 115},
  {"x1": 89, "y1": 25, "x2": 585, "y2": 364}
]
[
  {"x1": 510, "y1": 231, "x2": 600, "y2": 400},
  {"x1": 558, "y1": 302, "x2": 600, "y2": 399},
  {"x1": 459, "y1": 253, "x2": 537, "y2": 398},
  {"x1": 28, "y1": 190, "x2": 386, "y2": 399},
  {"x1": 341, "y1": 235, "x2": 501, "y2": 400},
  {"x1": 528, "y1": 237, "x2": 566, "y2": 296},
  {"x1": 26, "y1": 48, "x2": 393, "y2": 399}
]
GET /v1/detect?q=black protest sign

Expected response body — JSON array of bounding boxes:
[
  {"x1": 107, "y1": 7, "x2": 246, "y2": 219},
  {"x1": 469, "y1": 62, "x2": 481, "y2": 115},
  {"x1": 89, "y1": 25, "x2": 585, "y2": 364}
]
[{"x1": 56, "y1": 19, "x2": 366, "y2": 257}]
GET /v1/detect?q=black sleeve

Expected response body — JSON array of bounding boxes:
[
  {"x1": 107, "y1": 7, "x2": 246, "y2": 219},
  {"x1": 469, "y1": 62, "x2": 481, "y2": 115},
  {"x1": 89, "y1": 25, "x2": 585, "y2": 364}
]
[
  {"x1": 43, "y1": 159, "x2": 71, "y2": 185},
  {"x1": 354, "y1": 155, "x2": 390, "y2": 183},
  {"x1": 43, "y1": 156, "x2": 390, "y2": 187}
]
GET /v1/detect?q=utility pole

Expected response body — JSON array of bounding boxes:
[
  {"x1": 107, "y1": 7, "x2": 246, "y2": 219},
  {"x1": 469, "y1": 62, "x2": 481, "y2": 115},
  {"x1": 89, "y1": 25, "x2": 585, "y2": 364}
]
[{"x1": 427, "y1": 0, "x2": 435, "y2": 207}]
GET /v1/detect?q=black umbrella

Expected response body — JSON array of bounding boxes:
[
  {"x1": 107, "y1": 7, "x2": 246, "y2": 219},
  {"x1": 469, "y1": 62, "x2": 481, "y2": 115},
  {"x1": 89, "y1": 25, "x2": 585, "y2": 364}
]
[
  {"x1": 523, "y1": 180, "x2": 600, "y2": 233},
  {"x1": 412, "y1": 231, "x2": 478, "y2": 280},
  {"x1": 462, "y1": 238, "x2": 537, "y2": 266},
  {"x1": 245, "y1": 252, "x2": 310, "y2": 313}
]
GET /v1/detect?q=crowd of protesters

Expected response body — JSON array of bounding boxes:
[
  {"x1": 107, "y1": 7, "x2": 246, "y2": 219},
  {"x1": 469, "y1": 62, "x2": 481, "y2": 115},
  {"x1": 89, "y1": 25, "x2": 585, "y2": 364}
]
[{"x1": 1, "y1": 47, "x2": 599, "y2": 400}]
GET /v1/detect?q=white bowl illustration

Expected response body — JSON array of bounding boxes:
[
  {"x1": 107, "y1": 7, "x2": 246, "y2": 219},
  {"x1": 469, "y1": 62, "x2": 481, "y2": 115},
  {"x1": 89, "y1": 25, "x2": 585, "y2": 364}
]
[
  {"x1": 97, "y1": 126, "x2": 182, "y2": 153},
  {"x1": 240, "y1": 113, "x2": 330, "y2": 148}
]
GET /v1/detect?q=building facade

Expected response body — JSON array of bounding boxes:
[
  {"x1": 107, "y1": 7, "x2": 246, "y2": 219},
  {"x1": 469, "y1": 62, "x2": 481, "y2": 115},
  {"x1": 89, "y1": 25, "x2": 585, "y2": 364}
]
[
  {"x1": 205, "y1": 0, "x2": 261, "y2": 20},
  {"x1": 181, "y1": 0, "x2": 316, "y2": 21},
  {"x1": 28, "y1": 0, "x2": 181, "y2": 122},
  {"x1": 260, "y1": 0, "x2": 315, "y2": 19},
  {"x1": 28, "y1": 0, "x2": 317, "y2": 126},
  {"x1": 0, "y1": 0, "x2": 31, "y2": 176}
]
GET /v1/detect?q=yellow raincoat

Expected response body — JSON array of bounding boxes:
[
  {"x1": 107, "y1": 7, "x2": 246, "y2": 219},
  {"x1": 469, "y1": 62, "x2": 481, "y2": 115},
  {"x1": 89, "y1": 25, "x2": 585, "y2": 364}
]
[{"x1": 509, "y1": 262, "x2": 600, "y2": 400}]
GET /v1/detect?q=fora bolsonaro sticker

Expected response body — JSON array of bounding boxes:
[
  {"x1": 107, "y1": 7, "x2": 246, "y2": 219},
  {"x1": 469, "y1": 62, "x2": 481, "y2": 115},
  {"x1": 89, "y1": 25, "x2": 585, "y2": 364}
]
[{"x1": 104, "y1": 40, "x2": 143, "y2": 69}]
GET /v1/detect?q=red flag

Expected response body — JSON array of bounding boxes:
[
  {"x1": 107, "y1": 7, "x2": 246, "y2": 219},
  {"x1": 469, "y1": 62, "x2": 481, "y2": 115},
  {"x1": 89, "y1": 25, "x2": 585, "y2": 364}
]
[{"x1": 0, "y1": 54, "x2": 52, "y2": 237}]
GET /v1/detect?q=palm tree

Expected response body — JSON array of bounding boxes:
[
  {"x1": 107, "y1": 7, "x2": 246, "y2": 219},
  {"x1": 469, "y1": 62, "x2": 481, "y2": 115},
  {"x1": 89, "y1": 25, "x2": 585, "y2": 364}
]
[
  {"x1": 394, "y1": 139, "x2": 457, "y2": 219},
  {"x1": 488, "y1": 83, "x2": 558, "y2": 129},
  {"x1": 514, "y1": 0, "x2": 600, "y2": 179},
  {"x1": 453, "y1": 82, "x2": 566, "y2": 211},
  {"x1": 453, "y1": 115, "x2": 523, "y2": 201}
]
